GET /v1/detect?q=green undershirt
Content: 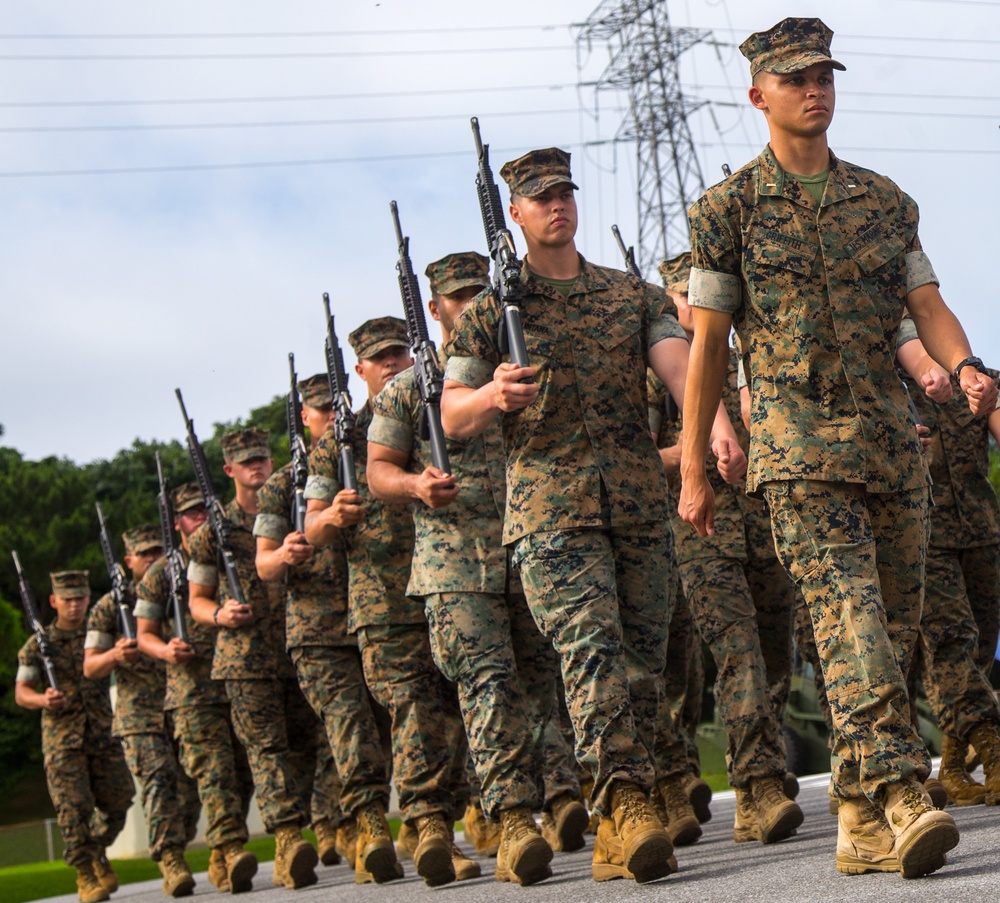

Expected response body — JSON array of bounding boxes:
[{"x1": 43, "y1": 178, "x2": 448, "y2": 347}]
[{"x1": 787, "y1": 169, "x2": 830, "y2": 205}]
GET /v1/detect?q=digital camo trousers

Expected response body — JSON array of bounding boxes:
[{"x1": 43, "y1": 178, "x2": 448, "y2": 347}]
[
  {"x1": 763, "y1": 480, "x2": 931, "y2": 800},
  {"x1": 291, "y1": 644, "x2": 392, "y2": 817},
  {"x1": 226, "y1": 678, "x2": 319, "y2": 833},
  {"x1": 45, "y1": 742, "x2": 133, "y2": 867},
  {"x1": 513, "y1": 523, "x2": 672, "y2": 817},
  {"x1": 424, "y1": 590, "x2": 571, "y2": 819},
  {"x1": 357, "y1": 623, "x2": 469, "y2": 824}
]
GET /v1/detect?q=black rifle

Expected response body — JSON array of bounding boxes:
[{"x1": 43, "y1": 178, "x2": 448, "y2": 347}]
[
  {"x1": 12, "y1": 551, "x2": 60, "y2": 692},
  {"x1": 175, "y1": 389, "x2": 247, "y2": 606},
  {"x1": 287, "y1": 353, "x2": 309, "y2": 533},
  {"x1": 471, "y1": 116, "x2": 530, "y2": 370},
  {"x1": 898, "y1": 373, "x2": 923, "y2": 427},
  {"x1": 390, "y1": 200, "x2": 451, "y2": 474},
  {"x1": 95, "y1": 502, "x2": 137, "y2": 642},
  {"x1": 322, "y1": 293, "x2": 358, "y2": 492},
  {"x1": 155, "y1": 452, "x2": 190, "y2": 644},
  {"x1": 612, "y1": 224, "x2": 678, "y2": 424}
]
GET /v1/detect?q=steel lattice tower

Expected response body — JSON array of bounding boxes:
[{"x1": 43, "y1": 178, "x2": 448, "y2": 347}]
[{"x1": 577, "y1": 0, "x2": 708, "y2": 275}]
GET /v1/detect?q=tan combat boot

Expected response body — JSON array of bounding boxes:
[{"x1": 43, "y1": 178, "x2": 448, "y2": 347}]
[
  {"x1": 968, "y1": 721, "x2": 1000, "y2": 802},
  {"x1": 938, "y1": 732, "x2": 986, "y2": 806},
  {"x1": 592, "y1": 816, "x2": 677, "y2": 882},
  {"x1": 540, "y1": 792, "x2": 589, "y2": 852},
  {"x1": 207, "y1": 847, "x2": 230, "y2": 893},
  {"x1": 451, "y1": 841, "x2": 482, "y2": 881},
  {"x1": 159, "y1": 846, "x2": 195, "y2": 898},
  {"x1": 353, "y1": 801, "x2": 401, "y2": 884},
  {"x1": 312, "y1": 818, "x2": 341, "y2": 866},
  {"x1": 748, "y1": 775, "x2": 803, "y2": 843},
  {"x1": 610, "y1": 783, "x2": 673, "y2": 884},
  {"x1": 463, "y1": 801, "x2": 501, "y2": 856},
  {"x1": 733, "y1": 786, "x2": 759, "y2": 842},
  {"x1": 655, "y1": 777, "x2": 702, "y2": 846},
  {"x1": 335, "y1": 818, "x2": 358, "y2": 869},
  {"x1": 92, "y1": 853, "x2": 118, "y2": 893},
  {"x1": 75, "y1": 860, "x2": 110, "y2": 903},
  {"x1": 683, "y1": 773, "x2": 712, "y2": 824},
  {"x1": 395, "y1": 821, "x2": 417, "y2": 861},
  {"x1": 413, "y1": 813, "x2": 455, "y2": 887},
  {"x1": 495, "y1": 805, "x2": 553, "y2": 886},
  {"x1": 882, "y1": 777, "x2": 959, "y2": 878},
  {"x1": 221, "y1": 840, "x2": 257, "y2": 893},
  {"x1": 835, "y1": 797, "x2": 899, "y2": 875},
  {"x1": 272, "y1": 824, "x2": 318, "y2": 889},
  {"x1": 580, "y1": 776, "x2": 600, "y2": 834}
]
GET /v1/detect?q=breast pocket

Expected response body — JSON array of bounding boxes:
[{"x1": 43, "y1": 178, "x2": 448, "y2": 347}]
[
  {"x1": 745, "y1": 235, "x2": 815, "y2": 313},
  {"x1": 848, "y1": 225, "x2": 906, "y2": 275}
]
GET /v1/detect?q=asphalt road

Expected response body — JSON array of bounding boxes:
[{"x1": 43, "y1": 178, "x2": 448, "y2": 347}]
[{"x1": 38, "y1": 770, "x2": 1000, "y2": 903}]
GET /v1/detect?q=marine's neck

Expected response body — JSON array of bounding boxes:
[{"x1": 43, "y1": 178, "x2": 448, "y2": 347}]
[
  {"x1": 523, "y1": 242, "x2": 581, "y2": 281},
  {"x1": 767, "y1": 133, "x2": 830, "y2": 177}
]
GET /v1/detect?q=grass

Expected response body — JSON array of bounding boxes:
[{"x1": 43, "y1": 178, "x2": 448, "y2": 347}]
[{"x1": 0, "y1": 821, "x2": 408, "y2": 903}]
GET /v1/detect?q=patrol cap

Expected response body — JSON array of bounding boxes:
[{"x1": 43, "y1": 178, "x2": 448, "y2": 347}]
[
  {"x1": 740, "y1": 17, "x2": 846, "y2": 79},
  {"x1": 220, "y1": 427, "x2": 271, "y2": 464},
  {"x1": 50, "y1": 570, "x2": 90, "y2": 598},
  {"x1": 348, "y1": 317, "x2": 409, "y2": 360},
  {"x1": 425, "y1": 252, "x2": 490, "y2": 297},
  {"x1": 658, "y1": 252, "x2": 692, "y2": 294},
  {"x1": 171, "y1": 482, "x2": 204, "y2": 513},
  {"x1": 122, "y1": 524, "x2": 163, "y2": 555},
  {"x1": 500, "y1": 148, "x2": 579, "y2": 199},
  {"x1": 298, "y1": 372, "x2": 332, "y2": 409}
]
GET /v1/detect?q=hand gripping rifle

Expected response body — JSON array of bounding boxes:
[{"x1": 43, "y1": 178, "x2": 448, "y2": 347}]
[
  {"x1": 612, "y1": 224, "x2": 678, "y2": 424},
  {"x1": 155, "y1": 451, "x2": 190, "y2": 644},
  {"x1": 175, "y1": 389, "x2": 247, "y2": 606},
  {"x1": 322, "y1": 293, "x2": 358, "y2": 492},
  {"x1": 390, "y1": 200, "x2": 451, "y2": 474},
  {"x1": 471, "y1": 117, "x2": 530, "y2": 370},
  {"x1": 287, "y1": 353, "x2": 309, "y2": 533},
  {"x1": 95, "y1": 501, "x2": 137, "y2": 642},
  {"x1": 12, "y1": 551, "x2": 59, "y2": 692}
]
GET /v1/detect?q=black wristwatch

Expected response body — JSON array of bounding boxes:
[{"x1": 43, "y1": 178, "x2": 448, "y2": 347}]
[{"x1": 953, "y1": 355, "x2": 985, "y2": 380}]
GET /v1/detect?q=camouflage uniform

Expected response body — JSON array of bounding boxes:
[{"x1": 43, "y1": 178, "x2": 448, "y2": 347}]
[
  {"x1": 906, "y1": 370, "x2": 1000, "y2": 739},
  {"x1": 254, "y1": 457, "x2": 391, "y2": 820},
  {"x1": 188, "y1": 485, "x2": 318, "y2": 834},
  {"x1": 651, "y1": 355, "x2": 796, "y2": 788},
  {"x1": 445, "y1": 250, "x2": 685, "y2": 816},
  {"x1": 370, "y1": 333, "x2": 570, "y2": 820},
  {"x1": 16, "y1": 573, "x2": 134, "y2": 868},
  {"x1": 136, "y1": 552, "x2": 254, "y2": 850},
  {"x1": 306, "y1": 400, "x2": 468, "y2": 824},
  {"x1": 688, "y1": 141, "x2": 936, "y2": 800},
  {"x1": 86, "y1": 575, "x2": 199, "y2": 861}
]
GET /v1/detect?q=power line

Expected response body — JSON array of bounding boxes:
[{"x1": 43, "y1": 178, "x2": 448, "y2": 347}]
[
  {"x1": 0, "y1": 45, "x2": 574, "y2": 62},
  {"x1": 0, "y1": 83, "x2": 578, "y2": 109},
  {"x1": 0, "y1": 25, "x2": 568, "y2": 40},
  {"x1": 0, "y1": 107, "x2": 599, "y2": 135}
]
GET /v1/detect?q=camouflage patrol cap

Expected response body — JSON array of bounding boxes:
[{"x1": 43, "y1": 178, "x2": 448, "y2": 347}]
[
  {"x1": 425, "y1": 252, "x2": 490, "y2": 297},
  {"x1": 122, "y1": 523, "x2": 163, "y2": 555},
  {"x1": 658, "y1": 252, "x2": 693, "y2": 294},
  {"x1": 50, "y1": 570, "x2": 90, "y2": 598},
  {"x1": 348, "y1": 317, "x2": 409, "y2": 360},
  {"x1": 298, "y1": 372, "x2": 333, "y2": 409},
  {"x1": 500, "y1": 148, "x2": 579, "y2": 199},
  {"x1": 171, "y1": 481, "x2": 204, "y2": 513},
  {"x1": 740, "y1": 18, "x2": 846, "y2": 79},
  {"x1": 220, "y1": 427, "x2": 271, "y2": 464}
]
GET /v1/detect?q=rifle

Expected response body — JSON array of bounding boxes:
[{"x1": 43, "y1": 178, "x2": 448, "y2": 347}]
[
  {"x1": 175, "y1": 389, "x2": 247, "y2": 606},
  {"x1": 390, "y1": 200, "x2": 451, "y2": 474},
  {"x1": 12, "y1": 551, "x2": 59, "y2": 692},
  {"x1": 154, "y1": 452, "x2": 190, "y2": 644},
  {"x1": 322, "y1": 293, "x2": 358, "y2": 492},
  {"x1": 286, "y1": 353, "x2": 309, "y2": 532},
  {"x1": 470, "y1": 116, "x2": 531, "y2": 370},
  {"x1": 95, "y1": 502, "x2": 137, "y2": 642},
  {"x1": 612, "y1": 224, "x2": 678, "y2": 424}
]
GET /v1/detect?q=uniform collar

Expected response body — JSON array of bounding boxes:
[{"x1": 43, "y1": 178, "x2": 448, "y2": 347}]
[
  {"x1": 756, "y1": 145, "x2": 868, "y2": 205},
  {"x1": 520, "y1": 253, "x2": 611, "y2": 299}
]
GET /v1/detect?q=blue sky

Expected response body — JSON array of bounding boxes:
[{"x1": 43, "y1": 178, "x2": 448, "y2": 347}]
[{"x1": 2, "y1": 0, "x2": 998, "y2": 462}]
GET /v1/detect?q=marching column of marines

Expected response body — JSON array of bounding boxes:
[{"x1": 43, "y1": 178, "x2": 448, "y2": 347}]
[{"x1": 12, "y1": 16, "x2": 1000, "y2": 903}]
